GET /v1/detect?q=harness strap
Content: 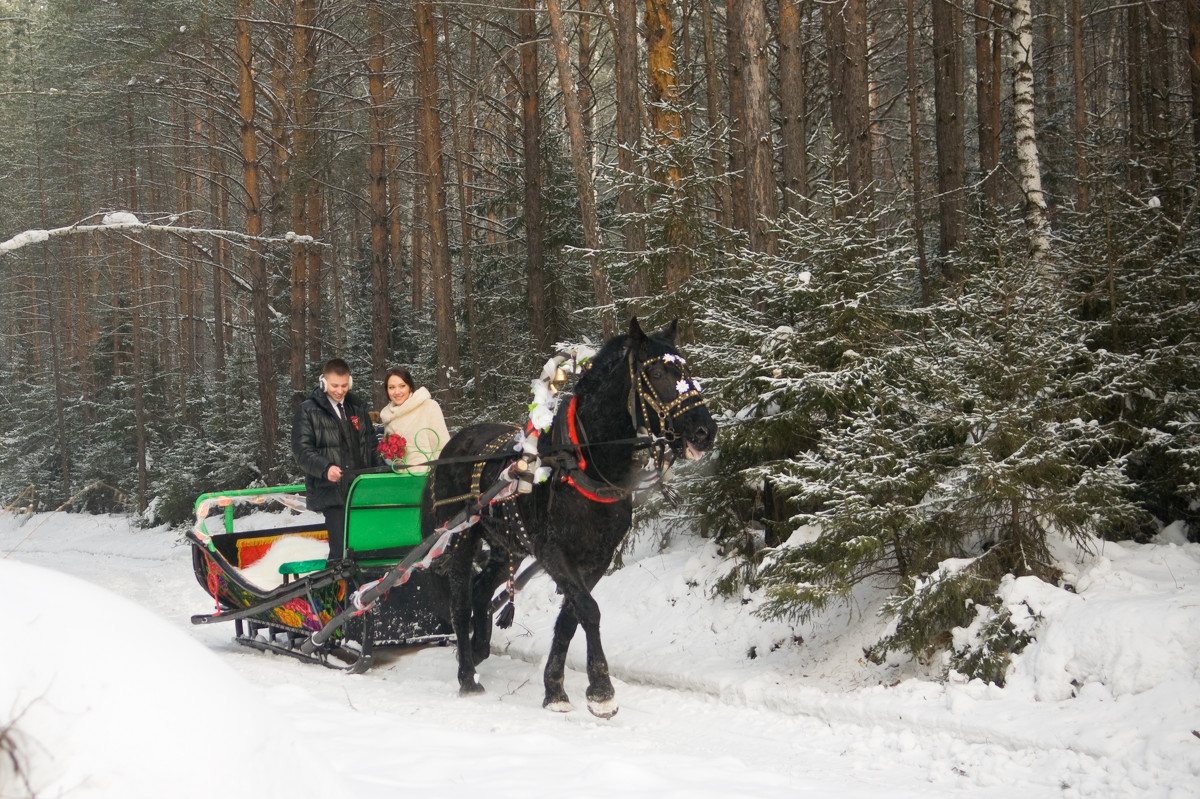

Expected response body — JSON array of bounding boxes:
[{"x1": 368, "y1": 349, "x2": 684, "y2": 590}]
[
  {"x1": 551, "y1": 396, "x2": 648, "y2": 503},
  {"x1": 430, "y1": 426, "x2": 520, "y2": 511}
]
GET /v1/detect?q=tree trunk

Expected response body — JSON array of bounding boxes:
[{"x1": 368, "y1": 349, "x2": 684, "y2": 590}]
[
  {"x1": 1127, "y1": 3, "x2": 1146, "y2": 195},
  {"x1": 1189, "y1": 0, "x2": 1200, "y2": 171},
  {"x1": 237, "y1": 0, "x2": 280, "y2": 476},
  {"x1": 414, "y1": 0, "x2": 461, "y2": 396},
  {"x1": 548, "y1": 0, "x2": 617, "y2": 337},
  {"x1": 411, "y1": 103, "x2": 427, "y2": 314},
  {"x1": 520, "y1": 0, "x2": 550, "y2": 352},
  {"x1": 32, "y1": 88, "x2": 71, "y2": 498},
  {"x1": 290, "y1": 0, "x2": 318, "y2": 404},
  {"x1": 646, "y1": 0, "x2": 682, "y2": 151},
  {"x1": 933, "y1": 0, "x2": 965, "y2": 261},
  {"x1": 44, "y1": 273, "x2": 71, "y2": 498},
  {"x1": 444, "y1": 14, "x2": 483, "y2": 404},
  {"x1": 728, "y1": 0, "x2": 748, "y2": 231},
  {"x1": 701, "y1": 0, "x2": 731, "y2": 230},
  {"x1": 975, "y1": 0, "x2": 1002, "y2": 207},
  {"x1": 825, "y1": 0, "x2": 873, "y2": 215},
  {"x1": 844, "y1": 0, "x2": 872, "y2": 205},
  {"x1": 307, "y1": 185, "x2": 324, "y2": 365},
  {"x1": 207, "y1": 102, "x2": 228, "y2": 380},
  {"x1": 645, "y1": 0, "x2": 694, "y2": 294},
  {"x1": 578, "y1": 0, "x2": 594, "y2": 149},
  {"x1": 614, "y1": 0, "x2": 648, "y2": 300},
  {"x1": 1071, "y1": 0, "x2": 1089, "y2": 212},
  {"x1": 778, "y1": 0, "x2": 808, "y2": 214},
  {"x1": 125, "y1": 101, "x2": 148, "y2": 510},
  {"x1": 1144, "y1": 0, "x2": 1172, "y2": 213},
  {"x1": 739, "y1": 0, "x2": 777, "y2": 252},
  {"x1": 1011, "y1": 0, "x2": 1051, "y2": 264},
  {"x1": 907, "y1": 0, "x2": 930, "y2": 302},
  {"x1": 367, "y1": 0, "x2": 392, "y2": 409},
  {"x1": 175, "y1": 97, "x2": 195, "y2": 423}
]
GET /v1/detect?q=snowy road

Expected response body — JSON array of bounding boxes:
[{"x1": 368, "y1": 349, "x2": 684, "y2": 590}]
[{"x1": 3, "y1": 511, "x2": 1198, "y2": 798}]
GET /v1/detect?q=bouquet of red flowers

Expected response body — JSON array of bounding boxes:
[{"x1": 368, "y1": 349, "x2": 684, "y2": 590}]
[{"x1": 377, "y1": 433, "x2": 407, "y2": 463}]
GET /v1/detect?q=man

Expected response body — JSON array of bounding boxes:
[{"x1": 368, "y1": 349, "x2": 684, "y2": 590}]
[{"x1": 292, "y1": 358, "x2": 383, "y2": 562}]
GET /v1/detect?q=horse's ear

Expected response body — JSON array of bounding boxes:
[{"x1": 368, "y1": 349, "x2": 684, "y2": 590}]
[
  {"x1": 660, "y1": 319, "x2": 679, "y2": 345},
  {"x1": 627, "y1": 316, "x2": 648, "y2": 347}
]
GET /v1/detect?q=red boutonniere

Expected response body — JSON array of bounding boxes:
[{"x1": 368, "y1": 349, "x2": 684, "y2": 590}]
[{"x1": 350, "y1": 415, "x2": 360, "y2": 430}]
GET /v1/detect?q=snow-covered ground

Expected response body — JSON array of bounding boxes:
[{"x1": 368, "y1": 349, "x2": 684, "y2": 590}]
[{"x1": 1, "y1": 508, "x2": 1198, "y2": 798}]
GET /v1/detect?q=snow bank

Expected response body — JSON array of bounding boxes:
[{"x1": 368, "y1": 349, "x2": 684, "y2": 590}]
[
  {"x1": 1002, "y1": 538, "x2": 1200, "y2": 701},
  {"x1": 0, "y1": 558, "x2": 340, "y2": 799},
  {"x1": 3, "y1": 509, "x2": 1199, "y2": 798}
]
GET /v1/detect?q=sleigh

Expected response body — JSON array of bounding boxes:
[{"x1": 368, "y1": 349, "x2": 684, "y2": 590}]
[{"x1": 186, "y1": 470, "x2": 453, "y2": 673}]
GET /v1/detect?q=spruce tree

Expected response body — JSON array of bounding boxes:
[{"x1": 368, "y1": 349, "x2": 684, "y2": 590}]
[{"x1": 697, "y1": 208, "x2": 1144, "y2": 681}]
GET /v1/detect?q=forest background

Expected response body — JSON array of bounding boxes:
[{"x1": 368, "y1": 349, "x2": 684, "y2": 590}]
[{"x1": 1, "y1": 0, "x2": 1198, "y2": 674}]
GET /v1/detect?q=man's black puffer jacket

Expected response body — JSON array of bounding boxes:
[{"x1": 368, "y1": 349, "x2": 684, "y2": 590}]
[{"x1": 292, "y1": 386, "x2": 383, "y2": 511}]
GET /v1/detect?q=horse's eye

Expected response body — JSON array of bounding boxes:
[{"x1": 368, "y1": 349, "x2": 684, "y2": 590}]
[{"x1": 650, "y1": 367, "x2": 665, "y2": 380}]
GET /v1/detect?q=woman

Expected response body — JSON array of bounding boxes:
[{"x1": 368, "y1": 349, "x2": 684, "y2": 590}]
[{"x1": 378, "y1": 366, "x2": 451, "y2": 469}]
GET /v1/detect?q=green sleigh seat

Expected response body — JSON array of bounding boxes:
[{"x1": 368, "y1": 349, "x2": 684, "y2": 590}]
[{"x1": 280, "y1": 471, "x2": 428, "y2": 575}]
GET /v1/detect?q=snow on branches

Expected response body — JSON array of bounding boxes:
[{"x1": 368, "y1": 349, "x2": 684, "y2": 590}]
[{"x1": 0, "y1": 211, "x2": 325, "y2": 255}]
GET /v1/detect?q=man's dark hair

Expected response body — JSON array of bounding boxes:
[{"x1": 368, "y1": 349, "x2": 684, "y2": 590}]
[{"x1": 323, "y1": 358, "x2": 351, "y2": 377}]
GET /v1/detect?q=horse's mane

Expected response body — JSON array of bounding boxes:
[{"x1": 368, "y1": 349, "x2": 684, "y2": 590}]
[{"x1": 574, "y1": 327, "x2": 676, "y2": 397}]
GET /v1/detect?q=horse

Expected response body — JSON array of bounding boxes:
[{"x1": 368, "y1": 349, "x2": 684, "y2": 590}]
[{"x1": 423, "y1": 318, "x2": 716, "y2": 718}]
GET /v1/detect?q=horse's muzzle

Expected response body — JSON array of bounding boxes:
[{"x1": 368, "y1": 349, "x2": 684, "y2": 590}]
[{"x1": 681, "y1": 421, "x2": 714, "y2": 461}]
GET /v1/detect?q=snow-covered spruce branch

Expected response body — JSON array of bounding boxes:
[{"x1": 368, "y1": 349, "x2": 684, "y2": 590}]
[{"x1": 0, "y1": 211, "x2": 327, "y2": 256}]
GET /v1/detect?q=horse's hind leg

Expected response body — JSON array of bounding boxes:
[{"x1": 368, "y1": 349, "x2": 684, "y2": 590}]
[
  {"x1": 445, "y1": 530, "x2": 485, "y2": 695},
  {"x1": 467, "y1": 544, "x2": 513, "y2": 666}
]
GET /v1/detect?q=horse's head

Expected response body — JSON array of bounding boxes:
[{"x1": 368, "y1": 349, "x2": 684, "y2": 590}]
[{"x1": 625, "y1": 317, "x2": 716, "y2": 461}]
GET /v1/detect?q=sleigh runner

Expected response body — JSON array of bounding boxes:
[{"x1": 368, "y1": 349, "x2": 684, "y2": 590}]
[{"x1": 186, "y1": 470, "x2": 454, "y2": 673}]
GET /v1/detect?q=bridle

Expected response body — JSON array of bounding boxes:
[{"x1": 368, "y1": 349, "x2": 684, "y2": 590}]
[
  {"x1": 552, "y1": 347, "x2": 705, "y2": 505},
  {"x1": 626, "y1": 350, "x2": 706, "y2": 445}
]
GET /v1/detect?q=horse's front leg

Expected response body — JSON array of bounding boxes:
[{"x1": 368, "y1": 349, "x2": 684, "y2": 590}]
[
  {"x1": 542, "y1": 583, "x2": 617, "y2": 719},
  {"x1": 570, "y1": 588, "x2": 618, "y2": 719},
  {"x1": 542, "y1": 601, "x2": 579, "y2": 712},
  {"x1": 445, "y1": 530, "x2": 485, "y2": 695}
]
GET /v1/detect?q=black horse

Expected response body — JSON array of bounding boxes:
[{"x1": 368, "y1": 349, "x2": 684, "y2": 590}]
[{"x1": 423, "y1": 318, "x2": 716, "y2": 718}]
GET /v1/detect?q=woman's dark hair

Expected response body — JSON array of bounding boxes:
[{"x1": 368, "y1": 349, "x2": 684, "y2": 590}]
[{"x1": 385, "y1": 366, "x2": 416, "y2": 392}]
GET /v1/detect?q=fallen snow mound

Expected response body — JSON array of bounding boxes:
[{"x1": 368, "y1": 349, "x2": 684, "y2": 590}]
[{"x1": 0, "y1": 558, "x2": 337, "y2": 799}]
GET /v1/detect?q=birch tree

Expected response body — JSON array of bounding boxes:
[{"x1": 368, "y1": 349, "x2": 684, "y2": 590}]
[{"x1": 1010, "y1": 0, "x2": 1051, "y2": 263}]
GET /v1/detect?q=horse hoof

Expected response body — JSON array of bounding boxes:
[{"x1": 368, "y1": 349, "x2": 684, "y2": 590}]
[
  {"x1": 587, "y1": 697, "x2": 619, "y2": 719},
  {"x1": 543, "y1": 700, "x2": 576, "y2": 713},
  {"x1": 459, "y1": 681, "x2": 485, "y2": 697}
]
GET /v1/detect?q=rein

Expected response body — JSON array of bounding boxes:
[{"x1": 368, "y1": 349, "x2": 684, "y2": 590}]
[{"x1": 549, "y1": 396, "x2": 665, "y2": 503}]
